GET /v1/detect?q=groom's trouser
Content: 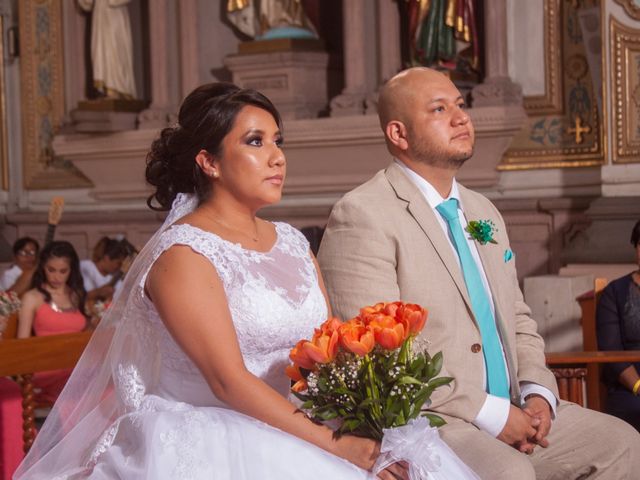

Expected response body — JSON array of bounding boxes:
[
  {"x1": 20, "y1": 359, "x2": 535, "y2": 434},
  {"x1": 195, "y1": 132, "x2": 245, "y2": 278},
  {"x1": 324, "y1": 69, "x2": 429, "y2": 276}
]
[{"x1": 439, "y1": 401, "x2": 640, "y2": 480}]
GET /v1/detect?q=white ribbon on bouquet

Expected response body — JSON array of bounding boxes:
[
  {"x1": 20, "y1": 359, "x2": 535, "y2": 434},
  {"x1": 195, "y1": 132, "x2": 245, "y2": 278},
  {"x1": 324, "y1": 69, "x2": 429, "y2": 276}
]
[{"x1": 373, "y1": 417, "x2": 480, "y2": 480}]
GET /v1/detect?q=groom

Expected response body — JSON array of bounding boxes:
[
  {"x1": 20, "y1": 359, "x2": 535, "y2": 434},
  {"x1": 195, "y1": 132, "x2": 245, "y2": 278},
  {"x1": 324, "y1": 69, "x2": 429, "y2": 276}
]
[{"x1": 318, "y1": 67, "x2": 640, "y2": 479}]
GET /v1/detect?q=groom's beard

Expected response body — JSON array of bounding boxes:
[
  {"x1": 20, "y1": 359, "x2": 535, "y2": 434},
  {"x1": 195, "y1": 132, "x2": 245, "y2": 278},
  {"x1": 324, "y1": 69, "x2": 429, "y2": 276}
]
[{"x1": 408, "y1": 131, "x2": 474, "y2": 170}]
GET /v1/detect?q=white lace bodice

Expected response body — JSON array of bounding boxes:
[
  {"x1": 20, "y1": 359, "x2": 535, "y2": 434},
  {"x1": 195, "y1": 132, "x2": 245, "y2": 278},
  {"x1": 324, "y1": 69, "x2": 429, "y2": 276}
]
[{"x1": 136, "y1": 222, "x2": 327, "y2": 406}]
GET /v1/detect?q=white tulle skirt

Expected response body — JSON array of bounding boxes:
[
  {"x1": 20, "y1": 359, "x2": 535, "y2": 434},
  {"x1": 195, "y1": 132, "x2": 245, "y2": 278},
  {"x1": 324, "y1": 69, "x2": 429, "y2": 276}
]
[
  {"x1": 87, "y1": 395, "x2": 373, "y2": 480},
  {"x1": 87, "y1": 395, "x2": 478, "y2": 480}
]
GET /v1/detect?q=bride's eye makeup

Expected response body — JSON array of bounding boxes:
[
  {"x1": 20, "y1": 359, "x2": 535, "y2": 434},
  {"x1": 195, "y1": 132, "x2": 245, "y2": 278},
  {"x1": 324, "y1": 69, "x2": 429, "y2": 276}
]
[{"x1": 246, "y1": 135, "x2": 263, "y2": 147}]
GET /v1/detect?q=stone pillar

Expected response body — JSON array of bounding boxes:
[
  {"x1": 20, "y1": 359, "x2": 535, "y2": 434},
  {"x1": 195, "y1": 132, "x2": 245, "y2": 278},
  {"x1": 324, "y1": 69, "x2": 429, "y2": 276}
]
[
  {"x1": 471, "y1": 0, "x2": 522, "y2": 107},
  {"x1": 330, "y1": 0, "x2": 367, "y2": 116},
  {"x1": 138, "y1": 0, "x2": 173, "y2": 128},
  {"x1": 364, "y1": 0, "x2": 402, "y2": 115},
  {"x1": 178, "y1": 0, "x2": 199, "y2": 100},
  {"x1": 376, "y1": 0, "x2": 401, "y2": 83}
]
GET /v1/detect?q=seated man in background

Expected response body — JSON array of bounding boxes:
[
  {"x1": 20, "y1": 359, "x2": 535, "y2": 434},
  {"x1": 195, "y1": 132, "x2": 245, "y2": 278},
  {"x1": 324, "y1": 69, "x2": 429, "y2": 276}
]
[
  {"x1": 80, "y1": 236, "x2": 132, "y2": 303},
  {"x1": 0, "y1": 237, "x2": 40, "y2": 297}
]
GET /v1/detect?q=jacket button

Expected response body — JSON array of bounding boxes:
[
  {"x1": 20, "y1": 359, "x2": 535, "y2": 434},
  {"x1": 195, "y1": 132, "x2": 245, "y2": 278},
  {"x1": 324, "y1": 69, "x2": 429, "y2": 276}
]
[{"x1": 471, "y1": 343, "x2": 482, "y2": 353}]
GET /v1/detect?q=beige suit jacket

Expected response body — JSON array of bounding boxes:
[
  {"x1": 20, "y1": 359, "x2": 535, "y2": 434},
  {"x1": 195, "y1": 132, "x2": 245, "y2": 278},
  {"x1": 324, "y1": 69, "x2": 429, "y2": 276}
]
[{"x1": 318, "y1": 162, "x2": 559, "y2": 424}]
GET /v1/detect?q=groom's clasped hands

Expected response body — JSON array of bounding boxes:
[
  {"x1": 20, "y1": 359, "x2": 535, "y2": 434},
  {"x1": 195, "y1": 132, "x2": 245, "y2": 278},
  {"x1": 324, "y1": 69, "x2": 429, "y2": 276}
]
[{"x1": 498, "y1": 396, "x2": 552, "y2": 455}]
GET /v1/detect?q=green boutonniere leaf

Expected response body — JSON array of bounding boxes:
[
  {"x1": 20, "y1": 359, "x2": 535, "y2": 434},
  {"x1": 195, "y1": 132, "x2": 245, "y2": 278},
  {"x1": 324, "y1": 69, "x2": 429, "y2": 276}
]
[{"x1": 465, "y1": 220, "x2": 497, "y2": 245}]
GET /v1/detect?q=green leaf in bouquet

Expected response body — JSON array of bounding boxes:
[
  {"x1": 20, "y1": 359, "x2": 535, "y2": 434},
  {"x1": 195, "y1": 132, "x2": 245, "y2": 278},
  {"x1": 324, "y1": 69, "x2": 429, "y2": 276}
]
[
  {"x1": 395, "y1": 408, "x2": 406, "y2": 426},
  {"x1": 330, "y1": 386, "x2": 349, "y2": 395},
  {"x1": 317, "y1": 377, "x2": 329, "y2": 392},
  {"x1": 410, "y1": 355, "x2": 426, "y2": 374},
  {"x1": 340, "y1": 418, "x2": 362, "y2": 433},
  {"x1": 358, "y1": 397, "x2": 380, "y2": 409},
  {"x1": 397, "y1": 337, "x2": 411, "y2": 364},
  {"x1": 397, "y1": 375, "x2": 423, "y2": 386},
  {"x1": 427, "y1": 376, "x2": 454, "y2": 389},
  {"x1": 300, "y1": 400, "x2": 315, "y2": 409},
  {"x1": 423, "y1": 412, "x2": 447, "y2": 427},
  {"x1": 314, "y1": 408, "x2": 339, "y2": 421},
  {"x1": 292, "y1": 391, "x2": 311, "y2": 402},
  {"x1": 411, "y1": 385, "x2": 434, "y2": 413},
  {"x1": 426, "y1": 351, "x2": 443, "y2": 378},
  {"x1": 402, "y1": 397, "x2": 411, "y2": 421}
]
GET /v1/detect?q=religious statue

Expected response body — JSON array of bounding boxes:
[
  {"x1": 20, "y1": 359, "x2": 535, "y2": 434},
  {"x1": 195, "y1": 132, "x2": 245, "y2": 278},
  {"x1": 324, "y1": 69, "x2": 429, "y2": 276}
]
[
  {"x1": 77, "y1": 0, "x2": 137, "y2": 100},
  {"x1": 399, "y1": 0, "x2": 479, "y2": 77},
  {"x1": 226, "y1": 0, "x2": 317, "y2": 40}
]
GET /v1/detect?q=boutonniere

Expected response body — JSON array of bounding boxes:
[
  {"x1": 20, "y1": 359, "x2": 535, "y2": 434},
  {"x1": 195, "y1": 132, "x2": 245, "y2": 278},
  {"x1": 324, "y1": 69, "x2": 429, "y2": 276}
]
[{"x1": 465, "y1": 220, "x2": 497, "y2": 245}]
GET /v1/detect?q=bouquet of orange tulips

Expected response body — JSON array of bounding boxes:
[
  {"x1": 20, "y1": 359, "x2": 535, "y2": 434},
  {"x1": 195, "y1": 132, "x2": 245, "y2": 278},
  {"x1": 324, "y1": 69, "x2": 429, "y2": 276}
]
[{"x1": 286, "y1": 301, "x2": 452, "y2": 441}]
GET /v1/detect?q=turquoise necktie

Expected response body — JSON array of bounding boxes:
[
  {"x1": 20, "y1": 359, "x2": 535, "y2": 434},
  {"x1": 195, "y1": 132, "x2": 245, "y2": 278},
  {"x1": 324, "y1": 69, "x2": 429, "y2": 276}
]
[{"x1": 436, "y1": 198, "x2": 510, "y2": 398}]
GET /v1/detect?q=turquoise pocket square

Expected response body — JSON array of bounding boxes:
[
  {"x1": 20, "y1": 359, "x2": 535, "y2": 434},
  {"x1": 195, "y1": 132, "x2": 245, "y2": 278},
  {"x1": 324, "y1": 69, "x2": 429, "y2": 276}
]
[{"x1": 504, "y1": 249, "x2": 514, "y2": 262}]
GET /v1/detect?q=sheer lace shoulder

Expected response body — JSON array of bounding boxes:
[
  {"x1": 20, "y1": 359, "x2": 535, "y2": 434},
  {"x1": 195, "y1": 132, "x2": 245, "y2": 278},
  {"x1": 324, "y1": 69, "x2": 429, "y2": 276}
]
[{"x1": 135, "y1": 221, "x2": 328, "y2": 405}]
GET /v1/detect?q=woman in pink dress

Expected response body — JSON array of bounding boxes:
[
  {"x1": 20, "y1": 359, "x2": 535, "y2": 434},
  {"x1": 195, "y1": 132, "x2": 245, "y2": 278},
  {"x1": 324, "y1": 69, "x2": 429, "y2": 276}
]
[{"x1": 17, "y1": 241, "x2": 87, "y2": 403}]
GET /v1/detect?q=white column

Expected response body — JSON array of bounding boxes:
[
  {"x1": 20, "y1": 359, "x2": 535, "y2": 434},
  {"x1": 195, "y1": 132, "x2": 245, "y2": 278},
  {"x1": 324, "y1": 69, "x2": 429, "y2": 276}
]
[{"x1": 330, "y1": 0, "x2": 367, "y2": 116}]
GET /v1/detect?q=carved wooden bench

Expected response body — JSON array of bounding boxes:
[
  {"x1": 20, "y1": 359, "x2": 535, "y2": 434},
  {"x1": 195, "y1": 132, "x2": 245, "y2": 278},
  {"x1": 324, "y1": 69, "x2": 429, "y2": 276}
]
[{"x1": 0, "y1": 332, "x2": 91, "y2": 453}]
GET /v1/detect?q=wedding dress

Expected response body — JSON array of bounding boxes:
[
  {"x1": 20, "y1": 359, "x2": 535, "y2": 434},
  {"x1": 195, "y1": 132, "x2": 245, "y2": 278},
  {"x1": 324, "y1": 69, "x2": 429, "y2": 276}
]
[{"x1": 15, "y1": 194, "x2": 477, "y2": 480}]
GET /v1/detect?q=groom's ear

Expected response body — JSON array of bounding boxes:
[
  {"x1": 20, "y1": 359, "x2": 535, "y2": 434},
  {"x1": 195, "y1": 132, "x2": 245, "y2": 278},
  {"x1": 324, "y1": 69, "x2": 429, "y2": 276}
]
[{"x1": 385, "y1": 120, "x2": 409, "y2": 152}]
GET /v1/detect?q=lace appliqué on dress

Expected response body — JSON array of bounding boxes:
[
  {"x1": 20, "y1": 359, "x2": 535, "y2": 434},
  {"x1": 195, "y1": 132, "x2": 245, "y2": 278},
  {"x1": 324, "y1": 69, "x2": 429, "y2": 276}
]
[
  {"x1": 159, "y1": 409, "x2": 213, "y2": 479},
  {"x1": 88, "y1": 423, "x2": 120, "y2": 466},
  {"x1": 116, "y1": 363, "x2": 146, "y2": 409}
]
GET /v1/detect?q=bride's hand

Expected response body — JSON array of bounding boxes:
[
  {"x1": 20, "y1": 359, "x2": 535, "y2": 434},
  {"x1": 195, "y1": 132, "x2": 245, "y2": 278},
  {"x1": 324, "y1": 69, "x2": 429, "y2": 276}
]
[{"x1": 334, "y1": 435, "x2": 409, "y2": 479}]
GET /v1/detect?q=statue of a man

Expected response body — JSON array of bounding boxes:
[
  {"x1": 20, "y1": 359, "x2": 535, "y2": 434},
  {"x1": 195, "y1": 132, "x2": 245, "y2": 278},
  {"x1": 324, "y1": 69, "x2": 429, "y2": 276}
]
[
  {"x1": 78, "y1": 0, "x2": 137, "y2": 100},
  {"x1": 226, "y1": 0, "x2": 316, "y2": 40}
]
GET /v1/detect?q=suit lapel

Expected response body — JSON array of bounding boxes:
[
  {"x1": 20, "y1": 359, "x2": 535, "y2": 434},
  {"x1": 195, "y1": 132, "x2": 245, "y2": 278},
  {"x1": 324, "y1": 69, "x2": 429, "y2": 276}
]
[{"x1": 385, "y1": 163, "x2": 473, "y2": 313}]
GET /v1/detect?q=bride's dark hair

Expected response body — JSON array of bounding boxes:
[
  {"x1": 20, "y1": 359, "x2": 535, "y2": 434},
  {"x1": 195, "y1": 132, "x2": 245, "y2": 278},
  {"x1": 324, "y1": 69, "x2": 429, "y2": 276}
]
[{"x1": 145, "y1": 82, "x2": 282, "y2": 211}]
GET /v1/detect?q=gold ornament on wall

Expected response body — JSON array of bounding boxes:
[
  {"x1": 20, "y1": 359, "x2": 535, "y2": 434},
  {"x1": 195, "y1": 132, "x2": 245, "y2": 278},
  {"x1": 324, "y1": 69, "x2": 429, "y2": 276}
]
[
  {"x1": 609, "y1": 16, "x2": 640, "y2": 164},
  {"x1": 18, "y1": 0, "x2": 90, "y2": 189}
]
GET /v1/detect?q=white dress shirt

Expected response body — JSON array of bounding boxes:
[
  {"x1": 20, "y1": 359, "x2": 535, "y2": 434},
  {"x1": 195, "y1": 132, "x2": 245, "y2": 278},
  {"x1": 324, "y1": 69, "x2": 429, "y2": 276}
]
[
  {"x1": 396, "y1": 160, "x2": 556, "y2": 437},
  {"x1": 0, "y1": 265, "x2": 22, "y2": 291},
  {"x1": 80, "y1": 259, "x2": 123, "y2": 297}
]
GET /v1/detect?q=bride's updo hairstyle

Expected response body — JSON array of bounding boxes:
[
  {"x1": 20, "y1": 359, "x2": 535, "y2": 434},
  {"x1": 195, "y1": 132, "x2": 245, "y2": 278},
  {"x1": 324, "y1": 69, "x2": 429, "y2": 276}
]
[{"x1": 146, "y1": 82, "x2": 282, "y2": 211}]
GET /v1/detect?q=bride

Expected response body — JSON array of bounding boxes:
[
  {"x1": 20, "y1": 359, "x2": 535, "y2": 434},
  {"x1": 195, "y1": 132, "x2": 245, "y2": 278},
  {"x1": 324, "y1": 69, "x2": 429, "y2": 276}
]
[
  {"x1": 15, "y1": 83, "x2": 406, "y2": 479},
  {"x1": 16, "y1": 83, "x2": 476, "y2": 479}
]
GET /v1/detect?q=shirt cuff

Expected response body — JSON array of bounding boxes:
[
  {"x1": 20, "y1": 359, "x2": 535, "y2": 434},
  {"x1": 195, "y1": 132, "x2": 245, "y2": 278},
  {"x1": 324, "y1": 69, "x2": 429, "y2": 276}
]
[
  {"x1": 472, "y1": 394, "x2": 510, "y2": 437},
  {"x1": 520, "y1": 382, "x2": 558, "y2": 418}
]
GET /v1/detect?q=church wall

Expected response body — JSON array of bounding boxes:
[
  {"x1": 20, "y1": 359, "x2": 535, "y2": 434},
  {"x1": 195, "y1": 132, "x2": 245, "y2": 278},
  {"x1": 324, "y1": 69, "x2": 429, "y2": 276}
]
[{"x1": 0, "y1": 0, "x2": 638, "y2": 278}]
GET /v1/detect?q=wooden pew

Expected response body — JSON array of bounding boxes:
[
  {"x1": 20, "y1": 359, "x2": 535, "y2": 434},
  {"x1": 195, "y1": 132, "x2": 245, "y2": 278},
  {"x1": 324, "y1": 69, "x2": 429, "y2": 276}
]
[
  {"x1": 546, "y1": 350, "x2": 640, "y2": 408},
  {"x1": 0, "y1": 332, "x2": 91, "y2": 453}
]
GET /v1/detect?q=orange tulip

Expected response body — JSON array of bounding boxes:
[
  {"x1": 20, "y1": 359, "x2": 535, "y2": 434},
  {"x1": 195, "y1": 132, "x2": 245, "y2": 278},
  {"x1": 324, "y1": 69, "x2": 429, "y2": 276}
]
[
  {"x1": 359, "y1": 303, "x2": 384, "y2": 321},
  {"x1": 292, "y1": 378, "x2": 308, "y2": 393},
  {"x1": 339, "y1": 319, "x2": 375, "y2": 356},
  {"x1": 368, "y1": 314, "x2": 405, "y2": 350},
  {"x1": 285, "y1": 364, "x2": 303, "y2": 382},
  {"x1": 382, "y1": 301, "x2": 402, "y2": 318},
  {"x1": 289, "y1": 340, "x2": 316, "y2": 370},
  {"x1": 397, "y1": 303, "x2": 428, "y2": 336},
  {"x1": 302, "y1": 329, "x2": 339, "y2": 364},
  {"x1": 317, "y1": 317, "x2": 343, "y2": 336}
]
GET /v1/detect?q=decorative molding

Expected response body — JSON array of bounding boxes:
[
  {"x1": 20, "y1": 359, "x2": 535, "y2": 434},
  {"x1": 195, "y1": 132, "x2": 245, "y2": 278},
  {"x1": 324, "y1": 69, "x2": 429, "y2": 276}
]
[
  {"x1": 18, "y1": 0, "x2": 90, "y2": 189},
  {"x1": 523, "y1": 0, "x2": 563, "y2": 114},
  {"x1": 472, "y1": 76, "x2": 523, "y2": 107},
  {"x1": 610, "y1": 16, "x2": 640, "y2": 164},
  {"x1": 0, "y1": 15, "x2": 8, "y2": 190},
  {"x1": 614, "y1": 0, "x2": 640, "y2": 21},
  {"x1": 501, "y1": 0, "x2": 605, "y2": 170}
]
